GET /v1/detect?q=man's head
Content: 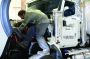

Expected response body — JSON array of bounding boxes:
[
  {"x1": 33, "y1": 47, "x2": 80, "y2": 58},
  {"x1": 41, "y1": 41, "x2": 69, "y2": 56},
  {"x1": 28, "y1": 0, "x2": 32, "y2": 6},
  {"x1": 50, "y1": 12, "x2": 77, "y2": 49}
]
[{"x1": 18, "y1": 10, "x2": 26, "y2": 19}]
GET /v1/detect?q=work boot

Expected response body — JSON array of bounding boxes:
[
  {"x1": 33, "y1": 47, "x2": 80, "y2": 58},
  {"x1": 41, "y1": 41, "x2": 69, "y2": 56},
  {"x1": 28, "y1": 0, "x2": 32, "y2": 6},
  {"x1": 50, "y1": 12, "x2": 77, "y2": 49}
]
[
  {"x1": 37, "y1": 49, "x2": 50, "y2": 57},
  {"x1": 29, "y1": 51, "x2": 50, "y2": 59},
  {"x1": 29, "y1": 54, "x2": 42, "y2": 59}
]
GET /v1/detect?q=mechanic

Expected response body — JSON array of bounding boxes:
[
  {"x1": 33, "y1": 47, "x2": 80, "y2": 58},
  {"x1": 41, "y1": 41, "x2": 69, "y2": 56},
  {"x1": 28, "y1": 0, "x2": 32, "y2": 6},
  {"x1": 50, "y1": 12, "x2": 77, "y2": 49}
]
[{"x1": 18, "y1": 8, "x2": 50, "y2": 57}]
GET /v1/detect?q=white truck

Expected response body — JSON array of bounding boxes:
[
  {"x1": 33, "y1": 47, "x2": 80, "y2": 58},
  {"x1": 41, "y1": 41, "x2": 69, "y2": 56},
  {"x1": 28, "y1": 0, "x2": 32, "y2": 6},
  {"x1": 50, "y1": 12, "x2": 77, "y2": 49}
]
[{"x1": 0, "y1": 0, "x2": 90, "y2": 59}]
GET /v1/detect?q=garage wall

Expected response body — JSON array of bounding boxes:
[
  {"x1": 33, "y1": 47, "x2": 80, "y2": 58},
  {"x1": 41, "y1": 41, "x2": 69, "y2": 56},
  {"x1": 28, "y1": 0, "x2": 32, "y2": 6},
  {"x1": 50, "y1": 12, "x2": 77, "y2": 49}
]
[{"x1": 9, "y1": 0, "x2": 26, "y2": 20}]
